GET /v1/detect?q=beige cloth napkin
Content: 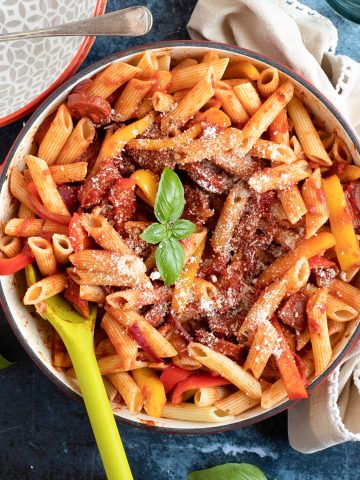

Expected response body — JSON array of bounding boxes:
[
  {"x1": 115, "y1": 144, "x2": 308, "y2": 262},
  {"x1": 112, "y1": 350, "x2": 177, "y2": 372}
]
[{"x1": 188, "y1": 0, "x2": 360, "y2": 453}]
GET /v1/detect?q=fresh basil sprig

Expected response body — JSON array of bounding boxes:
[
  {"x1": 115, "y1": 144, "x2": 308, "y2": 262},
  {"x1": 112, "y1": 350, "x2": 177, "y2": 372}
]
[
  {"x1": 188, "y1": 463, "x2": 268, "y2": 480},
  {"x1": 140, "y1": 167, "x2": 195, "y2": 285}
]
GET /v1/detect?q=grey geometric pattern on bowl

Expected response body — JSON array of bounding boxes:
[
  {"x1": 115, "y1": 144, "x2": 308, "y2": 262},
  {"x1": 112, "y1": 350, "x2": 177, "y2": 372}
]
[{"x1": 0, "y1": 0, "x2": 95, "y2": 117}]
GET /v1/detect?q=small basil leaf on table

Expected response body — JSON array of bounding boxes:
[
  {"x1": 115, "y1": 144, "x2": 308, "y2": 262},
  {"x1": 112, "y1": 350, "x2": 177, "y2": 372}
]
[
  {"x1": 0, "y1": 354, "x2": 14, "y2": 370},
  {"x1": 187, "y1": 463, "x2": 268, "y2": 480},
  {"x1": 155, "y1": 238, "x2": 185, "y2": 286},
  {"x1": 154, "y1": 167, "x2": 185, "y2": 224},
  {"x1": 170, "y1": 219, "x2": 196, "y2": 240},
  {"x1": 140, "y1": 223, "x2": 168, "y2": 244}
]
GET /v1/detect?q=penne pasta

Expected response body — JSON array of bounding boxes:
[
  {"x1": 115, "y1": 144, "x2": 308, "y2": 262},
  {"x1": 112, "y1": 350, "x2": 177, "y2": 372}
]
[
  {"x1": 101, "y1": 313, "x2": 138, "y2": 369},
  {"x1": 278, "y1": 186, "x2": 307, "y2": 225},
  {"x1": 52, "y1": 234, "x2": 73, "y2": 264},
  {"x1": 194, "y1": 386, "x2": 230, "y2": 408},
  {"x1": 79, "y1": 285, "x2": 106, "y2": 303},
  {"x1": 23, "y1": 273, "x2": 67, "y2": 305},
  {"x1": 214, "y1": 88, "x2": 249, "y2": 127},
  {"x1": 55, "y1": 117, "x2": 95, "y2": 165},
  {"x1": 287, "y1": 96, "x2": 332, "y2": 166},
  {"x1": 38, "y1": 105, "x2": 73, "y2": 165},
  {"x1": 244, "y1": 320, "x2": 278, "y2": 379},
  {"x1": 161, "y1": 403, "x2": 235, "y2": 423},
  {"x1": 28, "y1": 236, "x2": 57, "y2": 276},
  {"x1": 114, "y1": 79, "x2": 153, "y2": 121},
  {"x1": 0, "y1": 236, "x2": 22, "y2": 258},
  {"x1": 86, "y1": 61, "x2": 141, "y2": 98},
  {"x1": 188, "y1": 343, "x2": 262, "y2": 399},
  {"x1": 257, "y1": 68, "x2": 279, "y2": 98},
  {"x1": 169, "y1": 58, "x2": 229, "y2": 92},
  {"x1": 215, "y1": 390, "x2": 260, "y2": 416},
  {"x1": 248, "y1": 160, "x2": 311, "y2": 193},
  {"x1": 233, "y1": 80, "x2": 262, "y2": 116},
  {"x1": 302, "y1": 168, "x2": 329, "y2": 238},
  {"x1": 108, "y1": 372, "x2": 144, "y2": 414}
]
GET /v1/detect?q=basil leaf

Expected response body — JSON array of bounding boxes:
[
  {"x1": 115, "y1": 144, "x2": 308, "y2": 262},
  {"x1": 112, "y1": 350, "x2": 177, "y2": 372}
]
[
  {"x1": 140, "y1": 223, "x2": 167, "y2": 244},
  {"x1": 170, "y1": 219, "x2": 196, "y2": 240},
  {"x1": 154, "y1": 167, "x2": 184, "y2": 224},
  {"x1": 188, "y1": 463, "x2": 268, "y2": 480},
  {"x1": 155, "y1": 238, "x2": 185, "y2": 285},
  {"x1": 0, "y1": 354, "x2": 13, "y2": 370}
]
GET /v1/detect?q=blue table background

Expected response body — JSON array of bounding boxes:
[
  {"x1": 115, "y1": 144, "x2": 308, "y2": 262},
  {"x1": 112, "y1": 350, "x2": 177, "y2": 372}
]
[{"x1": 1, "y1": 1, "x2": 359, "y2": 479}]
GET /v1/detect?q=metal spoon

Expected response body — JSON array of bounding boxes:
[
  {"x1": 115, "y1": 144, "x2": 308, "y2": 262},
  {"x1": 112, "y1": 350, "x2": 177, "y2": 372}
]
[{"x1": 0, "y1": 6, "x2": 153, "y2": 42}]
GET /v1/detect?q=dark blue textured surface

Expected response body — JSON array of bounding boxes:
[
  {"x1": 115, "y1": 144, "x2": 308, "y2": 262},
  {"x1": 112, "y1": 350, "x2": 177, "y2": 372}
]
[{"x1": 1, "y1": 1, "x2": 360, "y2": 479}]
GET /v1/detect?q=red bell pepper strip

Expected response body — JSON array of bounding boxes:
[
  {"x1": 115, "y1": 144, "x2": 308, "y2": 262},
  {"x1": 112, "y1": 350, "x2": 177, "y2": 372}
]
[
  {"x1": 0, "y1": 250, "x2": 34, "y2": 275},
  {"x1": 160, "y1": 364, "x2": 193, "y2": 394},
  {"x1": 68, "y1": 212, "x2": 93, "y2": 252},
  {"x1": 272, "y1": 318, "x2": 308, "y2": 400},
  {"x1": 27, "y1": 182, "x2": 71, "y2": 226},
  {"x1": 171, "y1": 372, "x2": 231, "y2": 405},
  {"x1": 64, "y1": 279, "x2": 89, "y2": 318},
  {"x1": 308, "y1": 255, "x2": 337, "y2": 270}
]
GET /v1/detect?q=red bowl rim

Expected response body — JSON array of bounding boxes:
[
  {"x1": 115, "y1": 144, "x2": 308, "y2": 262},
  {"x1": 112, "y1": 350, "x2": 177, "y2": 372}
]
[
  {"x1": 0, "y1": 0, "x2": 107, "y2": 128},
  {"x1": 1, "y1": 40, "x2": 359, "y2": 434}
]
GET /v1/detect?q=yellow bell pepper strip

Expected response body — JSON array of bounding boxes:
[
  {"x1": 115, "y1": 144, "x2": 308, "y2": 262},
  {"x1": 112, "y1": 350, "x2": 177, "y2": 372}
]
[
  {"x1": 24, "y1": 263, "x2": 133, "y2": 480},
  {"x1": 322, "y1": 174, "x2": 360, "y2": 271},
  {"x1": 130, "y1": 169, "x2": 158, "y2": 207},
  {"x1": 132, "y1": 367, "x2": 166, "y2": 418}
]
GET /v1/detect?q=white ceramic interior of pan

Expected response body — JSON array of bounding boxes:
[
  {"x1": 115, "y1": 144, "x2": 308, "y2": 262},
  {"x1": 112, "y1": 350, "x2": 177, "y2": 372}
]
[{"x1": 1, "y1": 45, "x2": 359, "y2": 431}]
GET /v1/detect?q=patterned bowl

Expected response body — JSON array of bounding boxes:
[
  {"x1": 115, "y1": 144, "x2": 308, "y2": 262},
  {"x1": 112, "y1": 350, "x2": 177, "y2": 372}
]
[
  {"x1": 0, "y1": 0, "x2": 106, "y2": 127},
  {"x1": 1, "y1": 42, "x2": 360, "y2": 434}
]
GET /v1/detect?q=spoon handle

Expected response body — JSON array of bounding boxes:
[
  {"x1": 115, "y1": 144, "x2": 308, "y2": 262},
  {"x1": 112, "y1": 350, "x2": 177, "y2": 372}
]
[{"x1": 0, "y1": 6, "x2": 152, "y2": 42}]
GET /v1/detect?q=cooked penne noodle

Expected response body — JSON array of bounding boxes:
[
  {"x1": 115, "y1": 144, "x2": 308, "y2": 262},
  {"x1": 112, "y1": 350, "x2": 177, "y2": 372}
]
[
  {"x1": 9, "y1": 167, "x2": 35, "y2": 213},
  {"x1": 108, "y1": 372, "x2": 144, "y2": 414},
  {"x1": 212, "y1": 181, "x2": 250, "y2": 254},
  {"x1": 244, "y1": 320, "x2": 278, "y2": 379},
  {"x1": 173, "y1": 58, "x2": 198, "y2": 70},
  {"x1": 114, "y1": 79, "x2": 153, "y2": 121},
  {"x1": 215, "y1": 390, "x2": 260, "y2": 416},
  {"x1": 107, "y1": 308, "x2": 177, "y2": 358},
  {"x1": 326, "y1": 294, "x2": 358, "y2": 322},
  {"x1": 26, "y1": 155, "x2": 70, "y2": 216},
  {"x1": 18, "y1": 203, "x2": 35, "y2": 219},
  {"x1": 136, "y1": 50, "x2": 158, "y2": 79},
  {"x1": 28, "y1": 236, "x2": 57, "y2": 275},
  {"x1": 95, "y1": 338, "x2": 116, "y2": 358},
  {"x1": 235, "y1": 81, "x2": 294, "y2": 156},
  {"x1": 68, "y1": 267, "x2": 151, "y2": 289},
  {"x1": 278, "y1": 186, "x2": 307, "y2": 224},
  {"x1": 102, "y1": 377, "x2": 118, "y2": 402},
  {"x1": 161, "y1": 403, "x2": 234, "y2": 423},
  {"x1": 257, "y1": 68, "x2": 279, "y2": 98},
  {"x1": 233, "y1": 81, "x2": 262, "y2": 116},
  {"x1": 24, "y1": 162, "x2": 88, "y2": 184},
  {"x1": 287, "y1": 96, "x2": 332, "y2": 166},
  {"x1": 79, "y1": 285, "x2": 106, "y2": 303},
  {"x1": 202, "y1": 51, "x2": 220, "y2": 63},
  {"x1": 307, "y1": 289, "x2": 332, "y2": 376},
  {"x1": 38, "y1": 105, "x2": 73, "y2": 165},
  {"x1": 23, "y1": 273, "x2": 67, "y2": 305},
  {"x1": 259, "y1": 232, "x2": 336, "y2": 286},
  {"x1": 55, "y1": 117, "x2": 95, "y2": 165},
  {"x1": 328, "y1": 279, "x2": 360, "y2": 312},
  {"x1": 214, "y1": 88, "x2": 249, "y2": 127},
  {"x1": 322, "y1": 175, "x2": 360, "y2": 271},
  {"x1": 238, "y1": 279, "x2": 288, "y2": 343},
  {"x1": 249, "y1": 139, "x2": 296, "y2": 164},
  {"x1": 161, "y1": 68, "x2": 214, "y2": 132},
  {"x1": 331, "y1": 136, "x2": 352, "y2": 164},
  {"x1": 188, "y1": 343, "x2": 262, "y2": 399},
  {"x1": 301, "y1": 168, "x2": 329, "y2": 238},
  {"x1": 86, "y1": 61, "x2": 141, "y2": 98},
  {"x1": 194, "y1": 386, "x2": 230, "y2": 407},
  {"x1": 248, "y1": 160, "x2": 311, "y2": 193},
  {"x1": 101, "y1": 313, "x2": 138, "y2": 369},
  {"x1": 157, "y1": 54, "x2": 171, "y2": 71},
  {"x1": 128, "y1": 124, "x2": 203, "y2": 152},
  {"x1": 52, "y1": 234, "x2": 73, "y2": 264},
  {"x1": 4, "y1": 218, "x2": 68, "y2": 237},
  {"x1": 261, "y1": 379, "x2": 288, "y2": 409},
  {"x1": 169, "y1": 58, "x2": 229, "y2": 92},
  {"x1": 152, "y1": 91, "x2": 174, "y2": 112},
  {"x1": 283, "y1": 257, "x2": 310, "y2": 295},
  {"x1": 81, "y1": 214, "x2": 133, "y2": 255},
  {"x1": 296, "y1": 327, "x2": 311, "y2": 351},
  {"x1": 0, "y1": 236, "x2": 22, "y2": 257}
]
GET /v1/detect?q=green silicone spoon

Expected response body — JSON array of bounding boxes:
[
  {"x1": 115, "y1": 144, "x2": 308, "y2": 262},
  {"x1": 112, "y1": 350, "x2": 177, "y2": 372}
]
[{"x1": 25, "y1": 265, "x2": 133, "y2": 480}]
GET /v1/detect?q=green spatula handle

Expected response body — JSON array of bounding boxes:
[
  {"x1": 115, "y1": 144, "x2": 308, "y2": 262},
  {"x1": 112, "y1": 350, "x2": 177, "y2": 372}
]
[{"x1": 63, "y1": 335, "x2": 133, "y2": 480}]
